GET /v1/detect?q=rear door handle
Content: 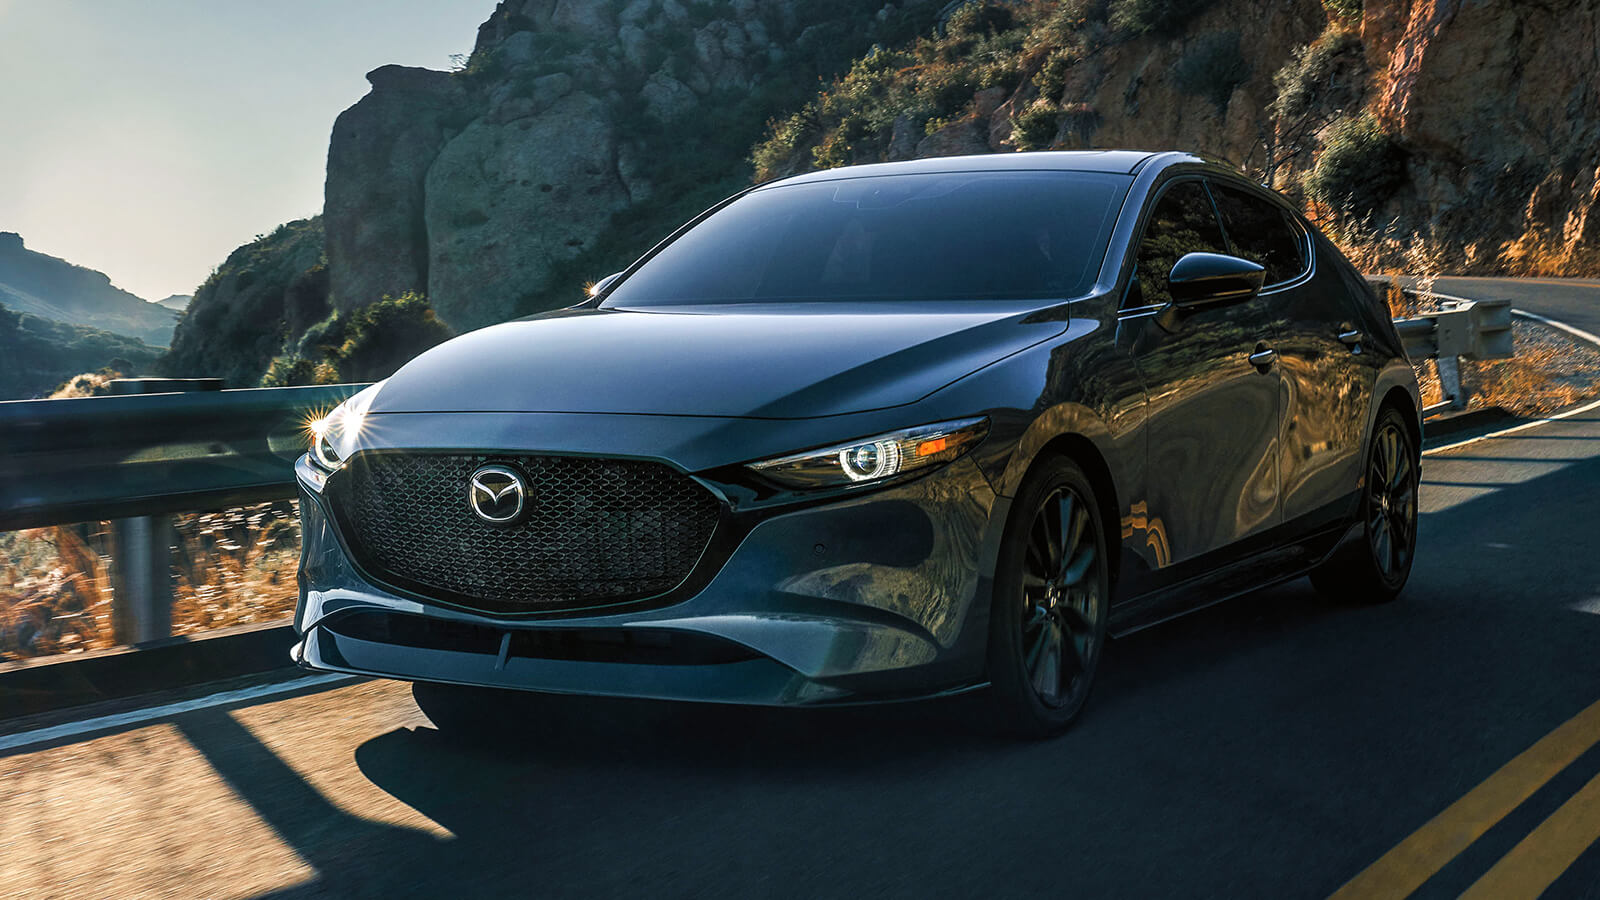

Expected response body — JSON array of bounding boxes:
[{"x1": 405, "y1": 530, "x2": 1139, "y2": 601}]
[
  {"x1": 1339, "y1": 328, "x2": 1364, "y2": 348},
  {"x1": 1248, "y1": 346, "x2": 1277, "y2": 369}
]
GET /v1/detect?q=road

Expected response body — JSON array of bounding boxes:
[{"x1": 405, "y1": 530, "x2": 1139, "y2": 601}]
[{"x1": 2, "y1": 279, "x2": 1599, "y2": 899}]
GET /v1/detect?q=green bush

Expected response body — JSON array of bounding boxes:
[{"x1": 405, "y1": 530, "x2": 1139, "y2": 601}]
[
  {"x1": 1012, "y1": 105, "x2": 1065, "y2": 150},
  {"x1": 258, "y1": 292, "x2": 453, "y2": 386},
  {"x1": 1305, "y1": 113, "x2": 1407, "y2": 216},
  {"x1": 1320, "y1": 0, "x2": 1362, "y2": 22},
  {"x1": 1032, "y1": 48, "x2": 1077, "y2": 103},
  {"x1": 1270, "y1": 28, "x2": 1362, "y2": 123},
  {"x1": 1173, "y1": 31, "x2": 1249, "y2": 111},
  {"x1": 1108, "y1": 0, "x2": 1212, "y2": 37}
]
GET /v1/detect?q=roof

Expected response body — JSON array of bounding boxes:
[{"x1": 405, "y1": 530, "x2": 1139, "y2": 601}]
[{"x1": 765, "y1": 150, "x2": 1183, "y2": 188}]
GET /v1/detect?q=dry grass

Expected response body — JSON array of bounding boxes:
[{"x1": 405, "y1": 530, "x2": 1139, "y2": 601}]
[
  {"x1": 1, "y1": 502, "x2": 300, "y2": 661},
  {"x1": 170, "y1": 503, "x2": 300, "y2": 635},
  {"x1": 1459, "y1": 319, "x2": 1600, "y2": 417}
]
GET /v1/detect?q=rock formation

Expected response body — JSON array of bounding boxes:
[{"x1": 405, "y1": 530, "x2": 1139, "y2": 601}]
[{"x1": 323, "y1": 0, "x2": 930, "y2": 330}]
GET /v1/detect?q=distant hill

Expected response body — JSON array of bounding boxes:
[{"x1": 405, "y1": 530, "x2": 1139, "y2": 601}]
[
  {"x1": 0, "y1": 303, "x2": 163, "y2": 400},
  {"x1": 154, "y1": 294, "x2": 191, "y2": 312},
  {"x1": 0, "y1": 232, "x2": 179, "y2": 346}
]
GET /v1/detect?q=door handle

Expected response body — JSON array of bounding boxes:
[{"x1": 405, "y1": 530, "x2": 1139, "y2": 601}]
[
  {"x1": 1248, "y1": 346, "x2": 1277, "y2": 370},
  {"x1": 1338, "y1": 327, "x2": 1364, "y2": 350}
]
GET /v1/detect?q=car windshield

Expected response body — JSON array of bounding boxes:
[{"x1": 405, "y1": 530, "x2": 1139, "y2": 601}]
[{"x1": 602, "y1": 170, "x2": 1127, "y2": 306}]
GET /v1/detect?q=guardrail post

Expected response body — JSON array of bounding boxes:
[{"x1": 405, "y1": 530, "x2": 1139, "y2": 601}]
[
  {"x1": 106, "y1": 378, "x2": 222, "y2": 644},
  {"x1": 1437, "y1": 355, "x2": 1468, "y2": 411}
]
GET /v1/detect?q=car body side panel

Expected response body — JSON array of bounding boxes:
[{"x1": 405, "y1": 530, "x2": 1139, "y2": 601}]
[{"x1": 1264, "y1": 224, "x2": 1376, "y2": 535}]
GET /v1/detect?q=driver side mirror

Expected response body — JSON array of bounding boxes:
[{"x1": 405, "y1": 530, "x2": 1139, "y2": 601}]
[
  {"x1": 588, "y1": 271, "x2": 624, "y2": 298},
  {"x1": 1167, "y1": 252, "x2": 1265, "y2": 309}
]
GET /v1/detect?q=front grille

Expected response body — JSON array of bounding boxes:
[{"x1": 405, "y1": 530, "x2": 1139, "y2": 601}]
[{"x1": 325, "y1": 452, "x2": 721, "y2": 613}]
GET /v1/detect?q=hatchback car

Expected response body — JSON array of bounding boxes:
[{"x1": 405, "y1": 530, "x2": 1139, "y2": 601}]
[{"x1": 293, "y1": 151, "x2": 1420, "y2": 736}]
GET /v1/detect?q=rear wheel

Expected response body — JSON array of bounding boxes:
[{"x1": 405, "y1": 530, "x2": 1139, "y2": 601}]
[
  {"x1": 1310, "y1": 407, "x2": 1418, "y2": 603},
  {"x1": 986, "y1": 456, "x2": 1110, "y2": 738}
]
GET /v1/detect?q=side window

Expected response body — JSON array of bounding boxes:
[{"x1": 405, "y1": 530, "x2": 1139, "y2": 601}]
[
  {"x1": 1210, "y1": 183, "x2": 1306, "y2": 286},
  {"x1": 1130, "y1": 180, "x2": 1228, "y2": 308}
]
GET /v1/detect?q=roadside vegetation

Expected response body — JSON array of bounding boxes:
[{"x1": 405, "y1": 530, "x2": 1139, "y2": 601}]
[{"x1": 0, "y1": 504, "x2": 301, "y2": 661}]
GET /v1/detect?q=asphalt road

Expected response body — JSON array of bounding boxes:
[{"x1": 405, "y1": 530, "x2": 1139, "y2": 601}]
[{"x1": 3, "y1": 279, "x2": 1600, "y2": 899}]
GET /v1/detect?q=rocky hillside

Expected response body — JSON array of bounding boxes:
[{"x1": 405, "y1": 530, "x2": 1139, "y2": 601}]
[
  {"x1": 168, "y1": 0, "x2": 1599, "y2": 386},
  {"x1": 322, "y1": 0, "x2": 943, "y2": 330},
  {"x1": 0, "y1": 233, "x2": 179, "y2": 346},
  {"x1": 0, "y1": 305, "x2": 162, "y2": 400},
  {"x1": 160, "y1": 218, "x2": 330, "y2": 388},
  {"x1": 753, "y1": 0, "x2": 1600, "y2": 275}
]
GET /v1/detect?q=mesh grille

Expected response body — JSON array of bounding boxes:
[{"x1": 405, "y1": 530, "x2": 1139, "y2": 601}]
[{"x1": 326, "y1": 453, "x2": 720, "y2": 613}]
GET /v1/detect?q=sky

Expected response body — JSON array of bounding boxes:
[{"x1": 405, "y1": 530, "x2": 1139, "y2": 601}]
[{"x1": 0, "y1": 0, "x2": 499, "y2": 301}]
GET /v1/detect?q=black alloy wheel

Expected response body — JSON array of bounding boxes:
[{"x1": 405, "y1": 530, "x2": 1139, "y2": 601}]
[
  {"x1": 988, "y1": 456, "x2": 1109, "y2": 737},
  {"x1": 1311, "y1": 406, "x2": 1419, "y2": 603}
]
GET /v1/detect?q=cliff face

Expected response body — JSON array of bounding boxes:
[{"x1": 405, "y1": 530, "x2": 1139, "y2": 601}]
[
  {"x1": 323, "y1": 0, "x2": 936, "y2": 330},
  {"x1": 1363, "y1": 0, "x2": 1600, "y2": 273}
]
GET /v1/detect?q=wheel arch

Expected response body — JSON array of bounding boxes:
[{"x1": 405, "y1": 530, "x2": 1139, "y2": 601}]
[{"x1": 1007, "y1": 432, "x2": 1124, "y2": 592}]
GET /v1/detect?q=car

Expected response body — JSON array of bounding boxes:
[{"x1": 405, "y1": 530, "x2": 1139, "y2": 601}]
[{"x1": 291, "y1": 150, "x2": 1421, "y2": 737}]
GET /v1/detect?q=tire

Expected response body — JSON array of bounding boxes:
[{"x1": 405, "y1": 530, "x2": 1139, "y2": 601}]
[
  {"x1": 986, "y1": 455, "x2": 1111, "y2": 738},
  {"x1": 1310, "y1": 406, "x2": 1419, "y2": 604}
]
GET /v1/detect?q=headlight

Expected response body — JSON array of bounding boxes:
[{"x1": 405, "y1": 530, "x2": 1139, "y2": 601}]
[
  {"x1": 747, "y1": 417, "x2": 989, "y2": 490},
  {"x1": 305, "y1": 382, "x2": 382, "y2": 472}
]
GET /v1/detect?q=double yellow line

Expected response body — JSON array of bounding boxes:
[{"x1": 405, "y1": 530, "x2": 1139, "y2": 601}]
[{"x1": 1332, "y1": 697, "x2": 1600, "y2": 898}]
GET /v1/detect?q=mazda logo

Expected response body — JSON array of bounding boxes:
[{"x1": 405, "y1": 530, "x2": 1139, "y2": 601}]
[{"x1": 468, "y1": 464, "x2": 527, "y2": 524}]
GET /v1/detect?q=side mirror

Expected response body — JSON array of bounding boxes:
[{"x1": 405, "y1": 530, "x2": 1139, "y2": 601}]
[
  {"x1": 1167, "y1": 252, "x2": 1265, "y2": 309},
  {"x1": 588, "y1": 271, "x2": 624, "y2": 298}
]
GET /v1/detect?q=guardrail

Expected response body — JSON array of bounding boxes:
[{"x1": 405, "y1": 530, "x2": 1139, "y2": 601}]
[
  {"x1": 1369, "y1": 279, "x2": 1516, "y2": 410},
  {"x1": 1, "y1": 380, "x2": 367, "y2": 642}
]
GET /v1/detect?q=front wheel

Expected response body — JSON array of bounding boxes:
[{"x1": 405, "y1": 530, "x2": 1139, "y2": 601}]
[
  {"x1": 986, "y1": 456, "x2": 1110, "y2": 738},
  {"x1": 1310, "y1": 407, "x2": 1419, "y2": 603}
]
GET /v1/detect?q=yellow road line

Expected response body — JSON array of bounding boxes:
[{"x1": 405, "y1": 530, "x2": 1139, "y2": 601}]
[
  {"x1": 1459, "y1": 767, "x2": 1600, "y2": 899},
  {"x1": 1330, "y1": 697, "x2": 1600, "y2": 899}
]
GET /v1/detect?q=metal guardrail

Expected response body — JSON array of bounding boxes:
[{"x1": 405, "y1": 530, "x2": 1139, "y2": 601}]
[
  {"x1": 0, "y1": 382, "x2": 367, "y2": 532},
  {"x1": 1, "y1": 381, "x2": 367, "y2": 643},
  {"x1": 1371, "y1": 279, "x2": 1515, "y2": 410}
]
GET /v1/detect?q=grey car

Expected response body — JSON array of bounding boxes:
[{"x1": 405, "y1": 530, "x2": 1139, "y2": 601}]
[{"x1": 293, "y1": 150, "x2": 1420, "y2": 736}]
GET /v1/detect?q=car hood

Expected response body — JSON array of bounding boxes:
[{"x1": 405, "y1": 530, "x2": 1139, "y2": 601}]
[{"x1": 368, "y1": 301, "x2": 1068, "y2": 419}]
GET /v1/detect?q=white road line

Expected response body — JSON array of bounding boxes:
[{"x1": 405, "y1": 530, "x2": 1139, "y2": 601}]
[
  {"x1": 0, "y1": 673, "x2": 357, "y2": 754},
  {"x1": 1423, "y1": 306, "x2": 1600, "y2": 457}
]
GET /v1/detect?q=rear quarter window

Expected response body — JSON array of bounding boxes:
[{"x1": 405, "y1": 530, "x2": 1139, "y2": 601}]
[{"x1": 1210, "y1": 183, "x2": 1307, "y2": 286}]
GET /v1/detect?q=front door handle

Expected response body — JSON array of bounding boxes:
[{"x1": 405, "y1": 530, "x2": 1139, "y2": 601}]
[{"x1": 1248, "y1": 345, "x2": 1277, "y2": 370}]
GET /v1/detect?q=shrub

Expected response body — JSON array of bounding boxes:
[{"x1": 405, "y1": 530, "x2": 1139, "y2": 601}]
[
  {"x1": 334, "y1": 292, "x2": 455, "y2": 382},
  {"x1": 1108, "y1": 0, "x2": 1212, "y2": 37},
  {"x1": 1173, "y1": 31, "x2": 1250, "y2": 112},
  {"x1": 1270, "y1": 28, "x2": 1362, "y2": 123},
  {"x1": 1032, "y1": 48, "x2": 1077, "y2": 103},
  {"x1": 1013, "y1": 105, "x2": 1065, "y2": 150},
  {"x1": 1320, "y1": 0, "x2": 1362, "y2": 22},
  {"x1": 259, "y1": 293, "x2": 453, "y2": 386},
  {"x1": 1305, "y1": 113, "x2": 1407, "y2": 217}
]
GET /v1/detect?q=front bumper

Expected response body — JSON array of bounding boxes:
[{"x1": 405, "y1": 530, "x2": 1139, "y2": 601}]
[{"x1": 293, "y1": 447, "x2": 1007, "y2": 706}]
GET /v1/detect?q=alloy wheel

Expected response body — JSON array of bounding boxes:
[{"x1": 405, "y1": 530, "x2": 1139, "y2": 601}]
[
  {"x1": 1367, "y1": 421, "x2": 1417, "y2": 579},
  {"x1": 1018, "y1": 486, "x2": 1105, "y2": 709}
]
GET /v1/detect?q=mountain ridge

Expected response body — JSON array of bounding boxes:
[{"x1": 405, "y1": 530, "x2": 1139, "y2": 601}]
[{"x1": 0, "y1": 232, "x2": 179, "y2": 347}]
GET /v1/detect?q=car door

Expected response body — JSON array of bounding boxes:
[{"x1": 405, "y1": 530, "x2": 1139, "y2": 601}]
[
  {"x1": 1210, "y1": 179, "x2": 1373, "y2": 534},
  {"x1": 1120, "y1": 178, "x2": 1283, "y2": 585}
]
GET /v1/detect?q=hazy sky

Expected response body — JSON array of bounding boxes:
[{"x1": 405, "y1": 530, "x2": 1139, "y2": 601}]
[{"x1": 0, "y1": 0, "x2": 498, "y2": 301}]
